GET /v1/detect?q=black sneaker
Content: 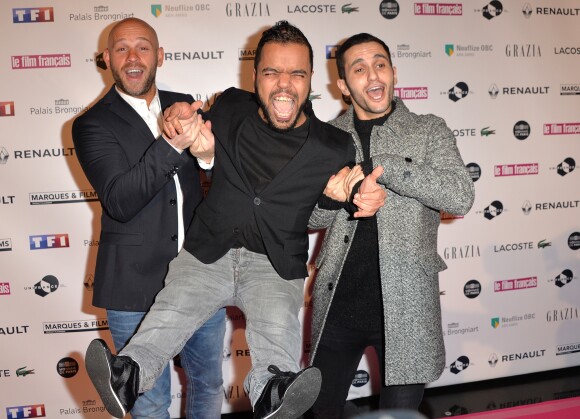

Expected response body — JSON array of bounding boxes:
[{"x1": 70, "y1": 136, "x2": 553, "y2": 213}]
[
  {"x1": 253, "y1": 365, "x2": 322, "y2": 419},
  {"x1": 85, "y1": 339, "x2": 140, "y2": 418}
]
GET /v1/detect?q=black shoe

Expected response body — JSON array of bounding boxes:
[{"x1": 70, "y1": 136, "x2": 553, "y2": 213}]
[
  {"x1": 85, "y1": 339, "x2": 140, "y2": 418},
  {"x1": 253, "y1": 365, "x2": 322, "y2": 419}
]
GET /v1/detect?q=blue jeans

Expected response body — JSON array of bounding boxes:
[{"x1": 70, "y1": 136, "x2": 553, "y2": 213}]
[
  {"x1": 120, "y1": 248, "x2": 305, "y2": 407},
  {"x1": 107, "y1": 306, "x2": 226, "y2": 419}
]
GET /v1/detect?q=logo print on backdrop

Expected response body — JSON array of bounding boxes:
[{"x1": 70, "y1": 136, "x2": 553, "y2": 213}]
[
  {"x1": 544, "y1": 122, "x2": 580, "y2": 135},
  {"x1": 33, "y1": 275, "x2": 59, "y2": 297},
  {"x1": 414, "y1": 2, "x2": 462, "y2": 16},
  {"x1": 0, "y1": 147, "x2": 8, "y2": 164},
  {"x1": 463, "y1": 279, "x2": 481, "y2": 299},
  {"x1": 225, "y1": 2, "x2": 270, "y2": 17},
  {"x1": 538, "y1": 239, "x2": 551, "y2": 249},
  {"x1": 0, "y1": 282, "x2": 10, "y2": 295},
  {"x1": 482, "y1": 1, "x2": 503, "y2": 19},
  {"x1": 561, "y1": 84, "x2": 580, "y2": 95},
  {"x1": 488, "y1": 84, "x2": 499, "y2": 99},
  {"x1": 569, "y1": 232, "x2": 580, "y2": 250},
  {"x1": 513, "y1": 120, "x2": 530, "y2": 140},
  {"x1": 483, "y1": 201, "x2": 503, "y2": 220},
  {"x1": 11, "y1": 54, "x2": 71, "y2": 69},
  {"x1": 239, "y1": 48, "x2": 256, "y2": 61},
  {"x1": 505, "y1": 44, "x2": 541, "y2": 57},
  {"x1": 494, "y1": 277, "x2": 537, "y2": 291},
  {"x1": 5, "y1": 405, "x2": 46, "y2": 418},
  {"x1": 16, "y1": 366, "x2": 35, "y2": 377},
  {"x1": 494, "y1": 163, "x2": 538, "y2": 177},
  {"x1": 522, "y1": 200, "x2": 532, "y2": 215},
  {"x1": 29, "y1": 234, "x2": 70, "y2": 250},
  {"x1": 554, "y1": 269, "x2": 574, "y2": 288},
  {"x1": 479, "y1": 127, "x2": 495, "y2": 137},
  {"x1": 151, "y1": 4, "x2": 162, "y2": 17},
  {"x1": 556, "y1": 342, "x2": 580, "y2": 356},
  {"x1": 42, "y1": 319, "x2": 109, "y2": 334},
  {"x1": 488, "y1": 353, "x2": 498, "y2": 367},
  {"x1": 547, "y1": 307, "x2": 579, "y2": 322},
  {"x1": 442, "y1": 245, "x2": 480, "y2": 260},
  {"x1": 57, "y1": 357, "x2": 79, "y2": 378},
  {"x1": 352, "y1": 370, "x2": 369, "y2": 387},
  {"x1": 450, "y1": 356, "x2": 470, "y2": 374},
  {"x1": 557, "y1": 158, "x2": 576, "y2": 176},
  {"x1": 325, "y1": 44, "x2": 340, "y2": 59},
  {"x1": 464, "y1": 280, "x2": 481, "y2": 298},
  {"x1": 0, "y1": 325, "x2": 30, "y2": 335},
  {"x1": 445, "y1": 44, "x2": 454, "y2": 56},
  {"x1": 84, "y1": 274, "x2": 94, "y2": 291},
  {"x1": 95, "y1": 52, "x2": 107, "y2": 70},
  {"x1": 0, "y1": 102, "x2": 15, "y2": 117},
  {"x1": 12, "y1": 8, "x2": 54, "y2": 23},
  {"x1": 491, "y1": 317, "x2": 500, "y2": 328},
  {"x1": 342, "y1": 4, "x2": 359, "y2": 14},
  {"x1": 380, "y1": 0, "x2": 399, "y2": 19},
  {"x1": 448, "y1": 82, "x2": 469, "y2": 102},
  {"x1": 394, "y1": 87, "x2": 428, "y2": 100},
  {"x1": 522, "y1": 3, "x2": 532, "y2": 18},
  {"x1": 309, "y1": 91, "x2": 321, "y2": 101}
]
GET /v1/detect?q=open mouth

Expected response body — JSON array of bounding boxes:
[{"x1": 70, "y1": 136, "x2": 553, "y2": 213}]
[
  {"x1": 271, "y1": 95, "x2": 295, "y2": 120},
  {"x1": 125, "y1": 68, "x2": 144, "y2": 80},
  {"x1": 367, "y1": 85, "x2": 385, "y2": 100}
]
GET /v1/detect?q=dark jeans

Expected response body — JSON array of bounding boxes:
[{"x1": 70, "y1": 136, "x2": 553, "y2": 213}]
[{"x1": 309, "y1": 322, "x2": 425, "y2": 419}]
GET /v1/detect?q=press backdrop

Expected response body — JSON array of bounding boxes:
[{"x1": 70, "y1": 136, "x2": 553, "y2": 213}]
[{"x1": 1, "y1": 0, "x2": 579, "y2": 417}]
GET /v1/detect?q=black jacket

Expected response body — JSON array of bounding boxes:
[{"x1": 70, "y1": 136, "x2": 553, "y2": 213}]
[
  {"x1": 184, "y1": 88, "x2": 354, "y2": 280},
  {"x1": 72, "y1": 86, "x2": 202, "y2": 310}
]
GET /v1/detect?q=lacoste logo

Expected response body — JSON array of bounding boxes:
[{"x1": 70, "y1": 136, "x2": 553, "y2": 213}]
[
  {"x1": 481, "y1": 127, "x2": 496, "y2": 136},
  {"x1": 16, "y1": 366, "x2": 35, "y2": 377},
  {"x1": 342, "y1": 3, "x2": 359, "y2": 13},
  {"x1": 538, "y1": 239, "x2": 552, "y2": 249}
]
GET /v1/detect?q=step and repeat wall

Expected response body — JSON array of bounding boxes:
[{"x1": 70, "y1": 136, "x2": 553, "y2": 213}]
[{"x1": 1, "y1": 0, "x2": 579, "y2": 417}]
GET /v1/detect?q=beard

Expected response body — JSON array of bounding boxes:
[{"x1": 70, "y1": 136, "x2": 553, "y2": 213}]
[
  {"x1": 254, "y1": 81, "x2": 308, "y2": 133},
  {"x1": 111, "y1": 63, "x2": 157, "y2": 98}
]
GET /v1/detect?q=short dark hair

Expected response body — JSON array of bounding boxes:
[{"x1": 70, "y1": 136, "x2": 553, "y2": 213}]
[
  {"x1": 254, "y1": 21, "x2": 313, "y2": 71},
  {"x1": 336, "y1": 33, "x2": 392, "y2": 80}
]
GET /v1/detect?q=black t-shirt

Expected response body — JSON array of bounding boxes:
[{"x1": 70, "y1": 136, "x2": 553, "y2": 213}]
[{"x1": 232, "y1": 110, "x2": 310, "y2": 253}]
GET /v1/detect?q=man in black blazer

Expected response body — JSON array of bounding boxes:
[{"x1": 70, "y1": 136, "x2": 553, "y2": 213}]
[
  {"x1": 85, "y1": 21, "x2": 384, "y2": 419},
  {"x1": 72, "y1": 18, "x2": 225, "y2": 419}
]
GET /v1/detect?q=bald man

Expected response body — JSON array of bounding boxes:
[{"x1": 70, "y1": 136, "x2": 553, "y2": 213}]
[{"x1": 72, "y1": 18, "x2": 226, "y2": 419}]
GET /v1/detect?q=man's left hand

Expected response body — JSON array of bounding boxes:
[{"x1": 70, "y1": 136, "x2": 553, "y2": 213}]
[{"x1": 353, "y1": 166, "x2": 386, "y2": 218}]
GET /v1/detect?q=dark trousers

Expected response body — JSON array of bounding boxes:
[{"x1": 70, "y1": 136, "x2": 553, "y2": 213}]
[{"x1": 309, "y1": 322, "x2": 425, "y2": 419}]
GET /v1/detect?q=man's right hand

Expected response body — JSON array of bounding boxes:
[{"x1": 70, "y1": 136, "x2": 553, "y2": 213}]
[
  {"x1": 323, "y1": 165, "x2": 364, "y2": 202},
  {"x1": 163, "y1": 101, "x2": 203, "y2": 139}
]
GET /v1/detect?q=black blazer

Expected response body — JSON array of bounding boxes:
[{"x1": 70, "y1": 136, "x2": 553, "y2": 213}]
[
  {"x1": 72, "y1": 86, "x2": 202, "y2": 310},
  {"x1": 184, "y1": 88, "x2": 354, "y2": 280}
]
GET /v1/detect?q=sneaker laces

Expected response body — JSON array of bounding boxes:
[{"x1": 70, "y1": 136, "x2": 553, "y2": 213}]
[{"x1": 267, "y1": 365, "x2": 296, "y2": 379}]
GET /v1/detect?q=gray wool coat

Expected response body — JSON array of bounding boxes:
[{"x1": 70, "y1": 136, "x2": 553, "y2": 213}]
[{"x1": 308, "y1": 97, "x2": 475, "y2": 386}]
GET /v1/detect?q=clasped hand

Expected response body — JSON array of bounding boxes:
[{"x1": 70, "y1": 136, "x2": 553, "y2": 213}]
[
  {"x1": 324, "y1": 165, "x2": 386, "y2": 218},
  {"x1": 162, "y1": 101, "x2": 214, "y2": 164}
]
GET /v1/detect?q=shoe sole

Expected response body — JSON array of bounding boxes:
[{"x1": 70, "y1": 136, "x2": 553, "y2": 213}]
[
  {"x1": 263, "y1": 367, "x2": 322, "y2": 419},
  {"x1": 86, "y1": 339, "x2": 127, "y2": 418}
]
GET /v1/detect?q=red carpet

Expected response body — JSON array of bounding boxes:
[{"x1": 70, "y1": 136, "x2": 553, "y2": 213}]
[{"x1": 447, "y1": 396, "x2": 580, "y2": 418}]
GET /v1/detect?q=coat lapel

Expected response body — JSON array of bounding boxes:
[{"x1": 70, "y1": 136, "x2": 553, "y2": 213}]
[{"x1": 104, "y1": 86, "x2": 156, "y2": 143}]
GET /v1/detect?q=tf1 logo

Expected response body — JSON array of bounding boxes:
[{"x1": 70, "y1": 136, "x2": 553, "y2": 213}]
[
  {"x1": 6, "y1": 405, "x2": 46, "y2": 419},
  {"x1": 12, "y1": 8, "x2": 54, "y2": 23},
  {"x1": 29, "y1": 234, "x2": 69, "y2": 250}
]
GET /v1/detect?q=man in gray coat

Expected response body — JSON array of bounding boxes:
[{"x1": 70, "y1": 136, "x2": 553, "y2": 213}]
[{"x1": 307, "y1": 33, "x2": 475, "y2": 418}]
